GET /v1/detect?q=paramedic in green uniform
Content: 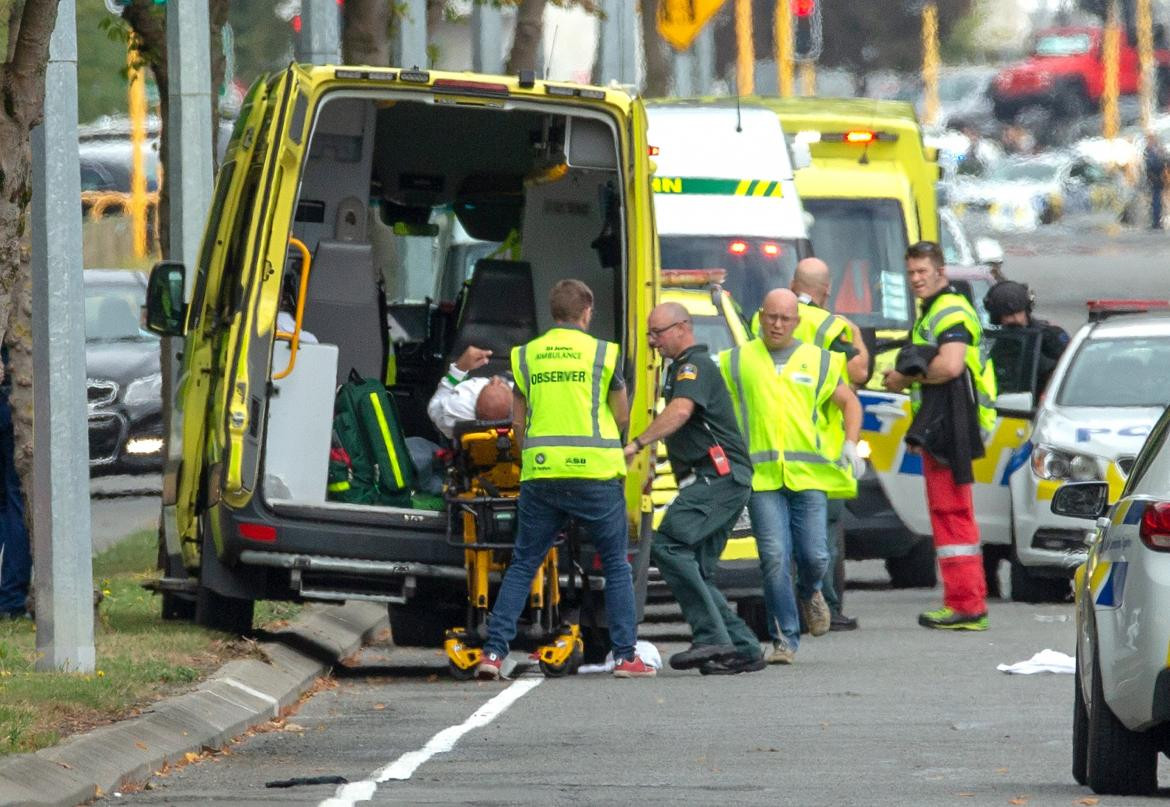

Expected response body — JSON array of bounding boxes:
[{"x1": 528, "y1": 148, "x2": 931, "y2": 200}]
[{"x1": 625, "y1": 302, "x2": 765, "y2": 676}]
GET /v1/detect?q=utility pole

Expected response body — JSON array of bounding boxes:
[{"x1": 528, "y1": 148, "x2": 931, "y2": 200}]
[
  {"x1": 128, "y1": 36, "x2": 148, "y2": 258},
  {"x1": 598, "y1": 0, "x2": 638, "y2": 85},
  {"x1": 472, "y1": 4, "x2": 504, "y2": 74},
  {"x1": 800, "y1": 61, "x2": 815, "y2": 96},
  {"x1": 776, "y1": 0, "x2": 793, "y2": 97},
  {"x1": 31, "y1": 0, "x2": 94, "y2": 673},
  {"x1": 1138, "y1": 0, "x2": 1155, "y2": 131},
  {"x1": 735, "y1": 0, "x2": 754, "y2": 94},
  {"x1": 1103, "y1": 0, "x2": 1122, "y2": 139},
  {"x1": 299, "y1": 0, "x2": 341, "y2": 64},
  {"x1": 394, "y1": 0, "x2": 428, "y2": 69},
  {"x1": 922, "y1": 1, "x2": 940, "y2": 127}
]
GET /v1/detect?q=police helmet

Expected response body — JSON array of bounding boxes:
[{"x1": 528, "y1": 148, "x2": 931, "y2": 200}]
[{"x1": 983, "y1": 280, "x2": 1032, "y2": 325}]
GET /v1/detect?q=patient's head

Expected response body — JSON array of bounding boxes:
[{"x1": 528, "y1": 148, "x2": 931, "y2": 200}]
[{"x1": 475, "y1": 376, "x2": 513, "y2": 421}]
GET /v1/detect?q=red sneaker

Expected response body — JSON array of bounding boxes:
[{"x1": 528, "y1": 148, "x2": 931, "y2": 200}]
[
  {"x1": 613, "y1": 654, "x2": 656, "y2": 678},
  {"x1": 476, "y1": 651, "x2": 503, "y2": 680}
]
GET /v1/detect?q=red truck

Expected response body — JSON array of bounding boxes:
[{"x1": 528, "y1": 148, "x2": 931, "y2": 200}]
[{"x1": 991, "y1": 26, "x2": 1170, "y2": 121}]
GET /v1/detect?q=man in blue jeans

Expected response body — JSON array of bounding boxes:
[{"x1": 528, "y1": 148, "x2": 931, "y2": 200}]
[
  {"x1": 721, "y1": 289, "x2": 862, "y2": 664},
  {"x1": 476, "y1": 279, "x2": 654, "y2": 680}
]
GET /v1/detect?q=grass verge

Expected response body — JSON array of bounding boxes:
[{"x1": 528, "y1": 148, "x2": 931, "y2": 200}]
[{"x1": 0, "y1": 529, "x2": 301, "y2": 756}]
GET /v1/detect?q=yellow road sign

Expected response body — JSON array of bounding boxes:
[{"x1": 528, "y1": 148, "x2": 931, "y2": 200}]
[{"x1": 657, "y1": 0, "x2": 727, "y2": 52}]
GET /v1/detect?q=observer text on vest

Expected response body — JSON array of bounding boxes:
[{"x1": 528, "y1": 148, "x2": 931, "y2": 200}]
[{"x1": 530, "y1": 370, "x2": 589, "y2": 384}]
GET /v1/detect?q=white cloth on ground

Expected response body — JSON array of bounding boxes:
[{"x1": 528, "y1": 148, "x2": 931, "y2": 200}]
[
  {"x1": 996, "y1": 649, "x2": 1075, "y2": 675},
  {"x1": 577, "y1": 640, "x2": 662, "y2": 675}
]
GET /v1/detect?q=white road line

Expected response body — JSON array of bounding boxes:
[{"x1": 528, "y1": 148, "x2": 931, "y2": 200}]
[{"x1": 319, "y1": 677, "x2": 543, "y2": 806}]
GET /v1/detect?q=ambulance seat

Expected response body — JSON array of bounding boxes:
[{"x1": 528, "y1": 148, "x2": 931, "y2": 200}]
[
  {"x1": 450, "y1": 259, "x2": 537, "y2": 377},
  {"x1": 302, "y1": 240, "x2": 385, "y2": 386}
]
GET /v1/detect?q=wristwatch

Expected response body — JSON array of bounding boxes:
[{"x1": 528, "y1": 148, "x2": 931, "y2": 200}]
[{"x1": 633, "y1": 435, "x2": 644, "y2": 450}]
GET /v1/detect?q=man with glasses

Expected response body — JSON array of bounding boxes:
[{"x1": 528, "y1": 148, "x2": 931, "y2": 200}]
[
  {"x1": 721, "y1": 289, "x2": 862, "y2": 664},
  {"x1": 625, "y1": 303, "x2": 764, "y2": 675},
  {"x1": 882, "y1": 241, "x2": 996, "y2": 631}
]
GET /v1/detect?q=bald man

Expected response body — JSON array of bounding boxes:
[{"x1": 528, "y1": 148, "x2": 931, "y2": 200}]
[
  {"x1": 790, "y1": 258, "x2": 869, "y2": 631},
  {"x1": 720, "y1": 289, "x2": 862, "y2": 664},
  {"x1": 427, "y1": 345, "x2": 513, "y2": 439},
  {"x1": 790, "y1": 258, "x2": 870, "y2": 386}
]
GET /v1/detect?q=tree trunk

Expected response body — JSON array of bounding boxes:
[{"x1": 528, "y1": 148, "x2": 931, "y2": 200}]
[
  {"x1": 344, "y1": 0, "x2": 390, "y2": 66},
  {"x1": 506, "y1": 0, "x2": 546, "y2": 74},
  {"x1": 0, "y1": 0, "x2": 66, "y2": 550},
  {"x1": 640, "y1": 0, "x2": 670, "y2": 96}
]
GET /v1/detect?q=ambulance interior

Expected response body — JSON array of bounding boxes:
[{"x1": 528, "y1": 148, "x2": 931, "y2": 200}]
[{"x1": 262, "y1": 93, "x2": 627, "y2": 509}]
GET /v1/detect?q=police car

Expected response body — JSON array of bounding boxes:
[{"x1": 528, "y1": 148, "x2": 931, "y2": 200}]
[
  {"x1": 866, "y1": 303, "x2": 1170, "y2": 602},
  {"x1": 1009, "y1": 305, "x2": 1170, "y2": 601},
  {"x1": 1059, "y1": 400, "x2": 1170, "y2": 795}
]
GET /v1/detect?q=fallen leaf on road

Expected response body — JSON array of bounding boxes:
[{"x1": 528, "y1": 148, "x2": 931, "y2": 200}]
[
  {"x1": 1077, "y1": 800, "x2": 1099, "y2": 806},
  {"x1": 283, "y1": 722, "x2": 306, "y2": 732},
  {"x1": 1009, "y1": 797, "x2": 1028, "y2": 805},
  {"x1": 373, "y1": 703, "x2": 386, "y2": 710},
  {"x1": 996, "y1": 768, "x2": 1009, "y2": 774},
  {"x1": 55, "y1": 761, "x2": 72, "y2": 770},
  {"x1": 135, "y1": 741, "x2": 148, "y2": 751},
  {"x1": 957, "y1": 793, "x2": 975, "y2": 797},
  {"x1": 184, "y1": 752, "x2": 200, "y2": 764}
]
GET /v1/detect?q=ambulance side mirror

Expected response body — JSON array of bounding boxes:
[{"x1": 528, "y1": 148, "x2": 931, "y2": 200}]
[
  {"x1": 1051, "y1": 481, "x2": 1110, "y2": 520},
  {"x1": 791, "y1": 140, "x2": 812, "y2": 171},
  {"x1": 994, "y1": 391, "x2": 1034, "y2": 419}
]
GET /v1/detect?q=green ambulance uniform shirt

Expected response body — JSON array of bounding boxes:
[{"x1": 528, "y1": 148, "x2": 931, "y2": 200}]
[{"x1": 662, "y1": 344, "x2": 753, "y2": 487}]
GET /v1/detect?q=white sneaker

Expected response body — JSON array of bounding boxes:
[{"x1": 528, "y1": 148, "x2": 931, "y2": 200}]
[{"x1": 767, "y1": 641, "x2": 795, "y2": 665}]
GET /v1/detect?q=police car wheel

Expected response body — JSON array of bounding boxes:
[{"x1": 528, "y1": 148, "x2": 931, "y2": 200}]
[
  {"x1": 1008, "y1": 554, "x2": 1070, "y2": 604},
  {"x1": 1086, "y1": 646, "x2": 1157, "y2": 795},
  {"x1": 884, "y1": 537, "x2": 937, "y2": 589},
  {"x1": 1072, "y1": 648, "x2": 1089, "y2": 786}
]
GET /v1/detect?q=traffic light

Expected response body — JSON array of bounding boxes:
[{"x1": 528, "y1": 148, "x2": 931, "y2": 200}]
[{"x1": 792, "y1": 0, "x2": 822, "y2": 62}]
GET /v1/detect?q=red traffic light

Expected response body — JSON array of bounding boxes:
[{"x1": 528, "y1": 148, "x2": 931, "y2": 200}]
[{"x1": 793, "y1": 0, "x2": 816, "y2": 17}]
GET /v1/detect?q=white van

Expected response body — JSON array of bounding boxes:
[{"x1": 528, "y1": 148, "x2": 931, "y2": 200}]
[{"x1": 646, "y1": 101, "x2": 813, "y2": 315}]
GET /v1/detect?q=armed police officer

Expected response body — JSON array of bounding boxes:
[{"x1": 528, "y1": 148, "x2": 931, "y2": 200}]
[
  {"x1": 983, "y1": 279, "x2": 1069, "y2": 393},
  {"x1": 476, "y1": 279, "x2": 655, "y2": 680},
  {"x1": 625, "y1": 303, "x2": 765, "y2": 676}
]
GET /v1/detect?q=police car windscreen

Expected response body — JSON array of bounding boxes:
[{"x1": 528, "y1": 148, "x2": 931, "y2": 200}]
[
  {"x1": 1057, "y1": 336, "x2": 1170, "y2": 408},
  {"x1": 659, "y1": 236, "x2": 797, "y2": 316},
  {"x1": 803, "y1": 198, "x2": 912, "y2": 330}
]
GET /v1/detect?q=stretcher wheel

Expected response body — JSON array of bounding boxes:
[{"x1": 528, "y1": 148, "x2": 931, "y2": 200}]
[
  {"x1": 538, "y1": 646, "x2": 583, "y2": 678},
  {"x1": 448, "y1": 659, "x2": 478, "y2": 681}
]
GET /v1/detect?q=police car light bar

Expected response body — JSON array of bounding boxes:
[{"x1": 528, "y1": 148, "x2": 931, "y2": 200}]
[
  {"x1": 662, "y1": 269, "x2": 728, "y2": 287},
  {"x1": 1086, "y1": 299, "x2": 1170, "y2": 321}
]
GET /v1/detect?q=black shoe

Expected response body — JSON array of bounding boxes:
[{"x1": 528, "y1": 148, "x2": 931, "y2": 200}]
[
  {"x1": 829, "y1": 613, "x2": 858, "y2": 632},
  {"x1": 699, "y1": 653, "x2": 766, "y2": 676},
  {"x1": 669, "y1": 643, "x2": 737, "y2": 670}
]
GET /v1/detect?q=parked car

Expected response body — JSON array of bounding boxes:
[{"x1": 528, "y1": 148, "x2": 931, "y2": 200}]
[
  {"x1": 950, "y1": 152, "x2": 1134, "y2": 231},
  {"x1": 1065, "y1": 396, "x2": 1170, "y2": 794},
  {"x1": 991, "y1": 26, "x2": 1170, "y2": 122},
  {"x1": 85, "y1": 269, "x2": 163, "y2": 475}
]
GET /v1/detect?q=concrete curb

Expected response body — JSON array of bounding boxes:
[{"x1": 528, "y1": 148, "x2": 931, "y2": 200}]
[{"x1": 0, "y1": 601, "x2": 389, "y2": 807}]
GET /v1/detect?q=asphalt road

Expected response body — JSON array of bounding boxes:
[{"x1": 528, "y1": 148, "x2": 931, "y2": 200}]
[
  {"x1": 90, "y1": 568, "x2": 1135, "y2": 807},
  {"x1": 89, "y1": 472, "x2": 160, "y2": 554}
]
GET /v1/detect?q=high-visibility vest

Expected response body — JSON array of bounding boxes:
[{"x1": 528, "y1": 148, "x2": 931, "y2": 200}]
[
  {"x1": 793, "y1": 301, "x2": 851, "y2": 351},
  {"x1": 512, "y1": 327, "x2": 625, "y2": 482},
  {"x1": 910, "y1": 292, "x2": 998, "y2": 435},
  {"x1": 720, "y1": 339, "x2": 785, "y2": 491}
]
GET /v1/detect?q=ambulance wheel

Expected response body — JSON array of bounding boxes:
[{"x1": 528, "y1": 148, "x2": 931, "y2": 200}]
[
  {"x1": 1086, "y1": 646, "x2": 1157, "y2": 795},
  {"x1": 448, "y1": 660, "x2": 477, "y2": 681},
  {"x1": 885, "y1": 537, "x2": 937, "y2": 589},
  {"x1": 1008, "y1": 554, "x2": 1070, "y2": 603},
  {"x1": 388, "y1": 601, "x2": 449, "y2": 647},
  {"x1": 195, "y1": 585, "x2": 254, "y2": 636},
  {"x1": 157, "y1": 538, "x2": 195, "y2": 621},
  {"x1": 736, "y1": 596, "x2": 772, "y2": 641},
  {"x1": 539, "y1": 646, "x2": 583, "y2": 678}
]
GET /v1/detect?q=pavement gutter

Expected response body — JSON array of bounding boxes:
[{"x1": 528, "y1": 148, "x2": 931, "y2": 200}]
[{"x1": 0, "y1": 601, "x2": 389, "y2": 807}]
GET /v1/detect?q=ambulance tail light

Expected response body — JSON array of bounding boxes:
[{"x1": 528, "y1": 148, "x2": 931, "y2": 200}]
[
  {"x1": 432, "y1": 78, "x2": 509, "y2": 97},
  {"x1": 662, "y1": 268, "x2": 728, "y2": 287},
  {"x1": 728, "y1": 240, "x2": 749, "y2": 255},
  {"x1": 821, "y1": 130, "x2": 899, "y2": 144},
  {"x1": 1140, "y1": 503, "x2": 1170, "y2": 551},
  {"x1": 761, "y1": 242, "x2": 781, "y2": 258},
  {"x1": 238, "y1": 522, "x2": 277, "y2": 543}
]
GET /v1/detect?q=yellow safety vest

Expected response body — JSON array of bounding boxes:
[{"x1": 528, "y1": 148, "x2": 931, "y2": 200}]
[
  {"x1": 910, "y1": 291, "x2": 998, "y2": 435},
  {"x1": 792, "y1": 301, "x2": 851, "y2": 351},
  {"x1": 512, "y1": 327, "x2": 625, "y2": 482}
]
